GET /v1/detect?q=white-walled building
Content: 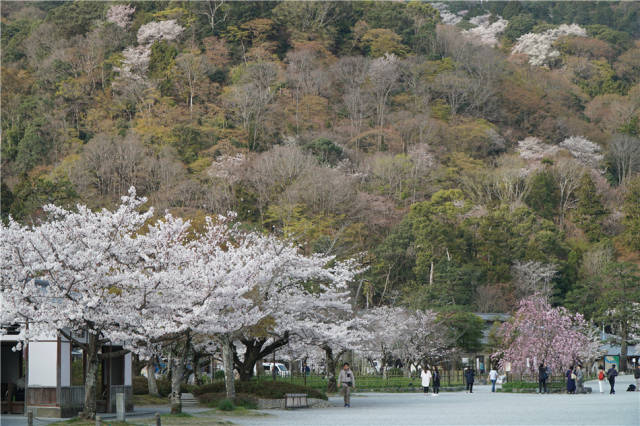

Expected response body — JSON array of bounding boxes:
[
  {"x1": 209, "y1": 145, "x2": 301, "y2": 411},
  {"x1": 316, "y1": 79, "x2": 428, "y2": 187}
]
[{"x1": 1, "y1": 327, "x2": 133, "y2": 418}]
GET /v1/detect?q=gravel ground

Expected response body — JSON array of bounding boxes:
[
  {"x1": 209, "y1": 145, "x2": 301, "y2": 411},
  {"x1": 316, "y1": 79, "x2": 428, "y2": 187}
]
[
  {"x1": 232, "y1": 375, "x2": 640, "y2": 426},
  {"x1": 2, "y1": 376, "x2": 638, "y2": 426}
]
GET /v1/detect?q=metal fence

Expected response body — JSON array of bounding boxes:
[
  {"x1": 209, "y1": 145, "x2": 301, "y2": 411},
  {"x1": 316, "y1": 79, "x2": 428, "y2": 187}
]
[{"x1": 253, "y1": 370, "x2": 467, "y2": 390}]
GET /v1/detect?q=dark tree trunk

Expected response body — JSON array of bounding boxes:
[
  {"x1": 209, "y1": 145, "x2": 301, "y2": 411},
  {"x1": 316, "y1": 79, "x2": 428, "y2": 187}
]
[
  {"x1": 221, "y1": 335, "x2": 236, "y2": 399},
  {"x1": 324, "y1": 346, "x2": 338, "y2": 393},
  {"x1": 170, "y1": 355, "x2": 185, "y2": 414},
  {"x1": 146, "y1": 358, "x2": 160, "y2": 397},
  {"x1": 620, "y1": 324, "x2": 629, "y2": 372},
  {"x1": 81, "y1": 333, "x2": 99, "y2": 419},
  {"x1": 233, "y1": 334, "x2": 290, "y2": 381}
]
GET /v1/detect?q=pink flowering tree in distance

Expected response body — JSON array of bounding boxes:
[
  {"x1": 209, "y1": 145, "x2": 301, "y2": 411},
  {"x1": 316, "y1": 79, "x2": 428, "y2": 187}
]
[{"x1": 493, "y1": 295, "x2": 601, "y2": 375}]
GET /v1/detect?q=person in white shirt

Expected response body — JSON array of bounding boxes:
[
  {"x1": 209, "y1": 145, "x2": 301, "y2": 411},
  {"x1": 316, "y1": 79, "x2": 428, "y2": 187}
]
[
  {"x1": 421, "y1": 366, "x2": 432, "y2": 397},
  {"x1": 489, "y1": 367, "x2": 499, "y2": 392}
]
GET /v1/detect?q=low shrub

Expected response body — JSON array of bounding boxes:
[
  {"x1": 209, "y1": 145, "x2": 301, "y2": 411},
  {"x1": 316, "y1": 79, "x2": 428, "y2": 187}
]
[
  {"x1": 133, "y1": 376, "x2": 148, "y2": 395},
  {"x1": 198, "y1": 392, "x2": 258, "y2": 409},
  {"x1": 217, "y1": 398, "x2": 235, "y2": 411},
  {"x1": 192, "y1": 381, "x2": 327, "y2": 401}
]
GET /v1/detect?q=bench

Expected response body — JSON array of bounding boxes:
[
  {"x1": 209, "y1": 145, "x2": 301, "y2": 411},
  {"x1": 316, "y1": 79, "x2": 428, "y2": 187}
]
[{"x1": 284, "y1": 393, "x2": 308, "y2": 409}]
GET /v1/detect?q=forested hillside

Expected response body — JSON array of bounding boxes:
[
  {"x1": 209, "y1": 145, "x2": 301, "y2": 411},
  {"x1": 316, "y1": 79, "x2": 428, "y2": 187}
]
[{"x1": 2, "y1": 1, "x2": 639, "y2": 322}]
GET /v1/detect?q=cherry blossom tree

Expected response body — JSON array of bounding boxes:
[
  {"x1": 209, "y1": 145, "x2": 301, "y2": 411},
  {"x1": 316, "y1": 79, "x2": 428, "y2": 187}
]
[
  {"x1": 0, "y1": 188, "x2": 153, "y2": 419},
  {"x1": 512, "y1": 24, "x2": 587, "y2": 68},
  {"x1": 399, "y1": 310, "x2": 455, "y2": 371},
  {"x1": 559, "y1": 136, "x2": 604, "y2": 168},
  {"x1": 137, "y1": 20, "x2": 184, "y2": 45},
  {"x1": 493, "y1": 296, "x2": 601, "y2": 375},
  {"x1": 106, "y1": 4, "x2": 135, "y2": 29},
  {"x1": 359, "y1": 306, "x2": 413, "y2": 378},
  {"x1": 462, "y1": 14, "x2": 508, "y2": 47}
]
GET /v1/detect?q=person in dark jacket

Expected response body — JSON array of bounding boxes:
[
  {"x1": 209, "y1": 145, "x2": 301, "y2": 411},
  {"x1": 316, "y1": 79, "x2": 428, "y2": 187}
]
[
  {"x1": 433, "y1": 367, "x2": 441, "y2": 395},
  {"x1": 464, "y1": 367, "x2": 475, "y2": 393},
  {"x1": 538, "y1": 362, "x2": 548, "y2": 394},
  {"x1": 607, "y1": 364, "x2": 618, "y2": 394},
  {"x1": 566, "y1": 366, "x2": 576, "y2": 394}
]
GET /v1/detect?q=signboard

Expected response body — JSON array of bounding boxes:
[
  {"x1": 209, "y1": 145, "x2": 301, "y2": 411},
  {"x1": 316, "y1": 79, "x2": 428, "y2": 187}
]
[{"x1": 604, "y1": 355, "x2": 619, "y2": 370}]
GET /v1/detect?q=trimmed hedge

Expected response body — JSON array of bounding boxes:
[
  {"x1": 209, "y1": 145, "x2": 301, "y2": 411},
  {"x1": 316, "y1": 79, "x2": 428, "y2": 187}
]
[{"x1": 191, "y1": 381, "x2": 327, "y2": 400}]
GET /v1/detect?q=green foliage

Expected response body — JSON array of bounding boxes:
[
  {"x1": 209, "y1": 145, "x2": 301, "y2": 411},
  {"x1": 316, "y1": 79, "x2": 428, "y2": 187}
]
[
  {"x1": 149, "y1": 41, "x2": 179, "y2": 80},
  {"x1": 503, "y1": 14, "x2": 536, "y2": 41},
  {"x1": 622, "y1": 176, "x2": 640, "y2": 251},
  {"x1": 573, "y1": 60, "x2": 625, "y2": 97},
  {"x1": 586, "y1": 25, "x2": 633, "y2": 51},
  {"x1": 1, "y1": 18, "x2": 37, "y2": 62},
  {"x1": 302, "y1": 138, "x2": 343, "y2": 165},
  {"x1": 171, "y1": 126, "x2": 215, "y2": 164},
  {"x1": 525, "y1": 170, "x2": 560, "y2": 220},
  {"x1": 361, "y1": 28, "x2": 408, "y2": 57},
  {"x1": 45, "y1": 2, "x2": 107, "y2": 38},
  {"x1": 437, "y1": 310, "x2": 484, "y2": 353},
  {"x1": 217, "y1": 398, "x2": 235, "y2": 411},
  {"x1": 8, "y1": 175, "x2": 78, "y2": 222},
  {"x1": 574, "y1": 173, "x2": 607, "y2": 241}
]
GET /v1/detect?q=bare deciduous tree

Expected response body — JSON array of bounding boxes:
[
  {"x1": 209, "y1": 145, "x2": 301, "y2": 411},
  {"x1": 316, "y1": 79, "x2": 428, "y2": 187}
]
[
  {"x1": 553, "y1": 158, "x2": 585, "y2": 227},
  {"x1": 332, "y1": 56, "x2": 371, "y2": 145},
  {"x1": 609, "y1": 134, "x2": 640, "y2": 185},
  {"x1": 286, "y1": 48, "x2": 327, "y2": 135},
  {"x1": 367, "y1": 53, "x2": 400, "y2": 150},
  {"x1": 225, "y1": 62, "x2": 278, "y2": 150},
  {"x1": 175, "y1": 50, "x2": 209, "y2": 116},
  {"x1": 246, "y1": 144, "x2": 316, "y2": 221},
  {"x1": 512, "y1": 260, "x2": 558, "y2": 300}
]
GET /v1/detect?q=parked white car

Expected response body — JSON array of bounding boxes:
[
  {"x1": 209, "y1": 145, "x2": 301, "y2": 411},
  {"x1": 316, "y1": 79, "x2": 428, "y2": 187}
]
[{"x1": 260, "y1": 362, "x2": 290, "y2": 377}]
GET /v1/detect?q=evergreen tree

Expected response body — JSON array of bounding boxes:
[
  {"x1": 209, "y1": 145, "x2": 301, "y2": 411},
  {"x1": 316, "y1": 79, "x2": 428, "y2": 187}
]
[{"x1": 574, "y1": 173, "x2": 607, "y2": 241}]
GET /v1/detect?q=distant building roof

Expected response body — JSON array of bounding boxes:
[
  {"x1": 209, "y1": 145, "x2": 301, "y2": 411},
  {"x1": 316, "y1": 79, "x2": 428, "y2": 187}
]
[{"x1": 474, "y1": 313, "x2": 511, "y2": 322}]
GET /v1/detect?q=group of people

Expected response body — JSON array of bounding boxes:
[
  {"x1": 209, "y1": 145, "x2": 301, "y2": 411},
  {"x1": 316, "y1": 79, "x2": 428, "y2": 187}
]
[
  {"x1": 564, "y1": 364, "x2": 586, "y2": 394},
  {"x1": 336, "y1": 361, "x2": 638, "y2": 407},
  {"x1": 420, "y1": 366, "x2": 442, "y2": 396},
  {"x1": 564, "y1": 364, "x2": 621, "y2": 394}
]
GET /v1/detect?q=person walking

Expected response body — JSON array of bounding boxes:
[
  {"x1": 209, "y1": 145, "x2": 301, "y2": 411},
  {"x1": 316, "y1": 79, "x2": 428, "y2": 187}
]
[
  {"x1": 421, "y1": 366, "x2": 432, "y2": 397},
  {"x1": 566, "y1": 366, "x2": 576, "y2": 394},
  {"x1": 576, "y1": 365, "x2": 585, "y2": 394},
  {"x1": 338, "y1": 362, "x2": 355, "y2": 407},
  {"x1": 433, "y1": 367, "x2": 441, "y2": 395},
  {"x1": 538, "y1": 363, "x2": 548, "y2": 394},
  {"x1": 606, "y1": 364, "x2": 618, "y2": 394},
  {"x1": 489, "y1": 366, "x2": 498, "y2": 392},
  {"x1": 464, "y1": 367, "x2": 475, "y2": 393},
  {"x1": 634, "y1": 365, "x2": 640, "y2": 391},
  {"x1": 597, "y1": 365, "x2": 606, "y2": 394}
]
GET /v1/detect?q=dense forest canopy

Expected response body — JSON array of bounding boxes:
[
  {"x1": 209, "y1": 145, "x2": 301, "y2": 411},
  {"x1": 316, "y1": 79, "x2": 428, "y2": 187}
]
[{"x1": 1, "y1": 1, "x2": 639, "y2": 328}]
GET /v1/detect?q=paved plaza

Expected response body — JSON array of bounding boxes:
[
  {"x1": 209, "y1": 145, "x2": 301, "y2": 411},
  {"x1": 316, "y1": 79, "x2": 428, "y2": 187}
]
[
  {"x1": 1, "y1": 376, "x2": 638, "y2": 426},
  {"x1": 237, "y1": 375, "x2": 640, "y2": 426}
]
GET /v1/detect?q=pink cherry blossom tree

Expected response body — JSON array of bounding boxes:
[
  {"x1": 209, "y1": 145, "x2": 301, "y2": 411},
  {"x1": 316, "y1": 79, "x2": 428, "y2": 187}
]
[{"x1": 493, "y1": 295, "x2": 601, "y2": 375}]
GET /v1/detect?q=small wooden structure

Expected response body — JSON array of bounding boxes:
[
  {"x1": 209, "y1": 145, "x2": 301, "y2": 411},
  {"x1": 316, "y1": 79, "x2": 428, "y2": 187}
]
[
  {"x1": 284, "y1": 393, "x2": 308, "y2": 409},
  {"x1": 1, "y1": 329, "x2": 133, "y2": 418}
]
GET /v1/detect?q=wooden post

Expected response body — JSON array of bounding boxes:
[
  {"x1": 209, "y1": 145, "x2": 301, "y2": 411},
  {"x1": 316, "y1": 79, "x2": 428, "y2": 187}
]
[
  {"x1": 27, "y1": 411, "x2": 33, "y2": 426},
  {"x1": 155, "y1": 412, "x2": 161, "y2": 426}
]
